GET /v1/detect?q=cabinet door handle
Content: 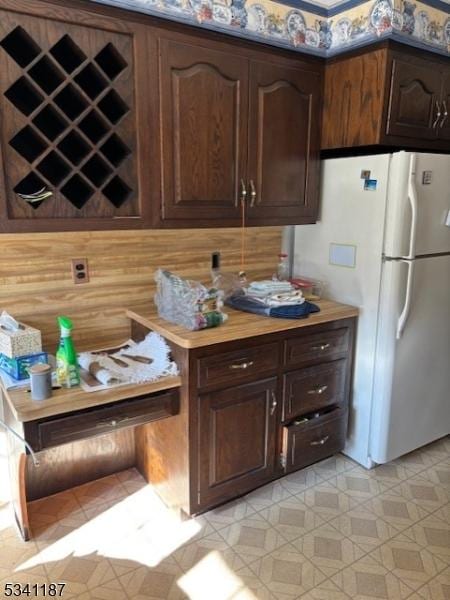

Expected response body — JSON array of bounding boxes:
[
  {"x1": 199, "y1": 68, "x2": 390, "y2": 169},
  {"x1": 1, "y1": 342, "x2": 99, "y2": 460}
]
[
  {"x1": 240, "y1": 179, "x2": 247, "y2": 206},
  {"x1": 229, "y1": 360, "x2": 254, "y2": 370},
  {"x1": 432, "y1": 101, "x2": 442, "y2": 128},
  {"x1": 307, "y1": 385, "x2": 328, "y2": 395},
  {"x1": 270, "y1": 391, "x2": 277, "y2": 416},
  {"x1": 249, "y1": 179, "x2": 257, "y2": 207},
  {"x1": 440, "y1": 101, "x2": 448, "y2": 128},
  {"x1": 310, "y1": 435, "x2": 329, "y2": 446},
  {"x1": 311, "y1": 343, "x2": 330, "y2": 351}
]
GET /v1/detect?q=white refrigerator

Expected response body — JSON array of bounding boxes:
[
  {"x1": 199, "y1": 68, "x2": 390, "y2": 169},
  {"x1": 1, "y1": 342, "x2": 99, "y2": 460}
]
[{"x1": 293, "y1": 151, "x2": 450, "y2": 468}]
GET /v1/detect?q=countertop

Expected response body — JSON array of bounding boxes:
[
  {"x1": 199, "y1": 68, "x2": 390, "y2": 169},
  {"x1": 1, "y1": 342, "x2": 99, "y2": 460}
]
[
  {"x1": 1, "y1": 300, "x2": 357, "y2": 422},
  {"x1": 127, "y1": 299, "x2": 358, "y2": 349},
  {"x1": 1, "y1": 376, "x2": 181, "y2": 423}
]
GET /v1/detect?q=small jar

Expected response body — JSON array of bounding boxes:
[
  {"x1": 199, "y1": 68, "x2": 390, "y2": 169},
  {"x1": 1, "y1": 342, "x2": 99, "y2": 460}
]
[
  {"x1": 276, "y1": 253, "x2": 289, "y2": 281},
  {"x1": 28, "y1": 363, "x2": 52, "y2": 401}
]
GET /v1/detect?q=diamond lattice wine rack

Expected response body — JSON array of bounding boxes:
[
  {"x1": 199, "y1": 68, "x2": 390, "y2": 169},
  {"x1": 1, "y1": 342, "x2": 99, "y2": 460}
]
[{"x1": 0, "y1": 14, "x2": 138, "y2": 221}]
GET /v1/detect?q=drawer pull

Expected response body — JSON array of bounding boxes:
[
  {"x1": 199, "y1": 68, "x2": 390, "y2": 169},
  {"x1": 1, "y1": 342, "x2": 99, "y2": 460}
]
[
  {"x1": 311, "y1": 343, "x2": 331, "y2": 351},
  {"x1": 432, "y1": 101, "x2": 442, "y2": 128},
  {"x1": 310, "y1": 435, "x2": 329, "y2": 446},
  {"x1": 96, "y1": 416, "x2": 131, "y2": 428},
  {"x1": 307, "y1": 385, "x2": 328, "y2": 395},
  {"x1": 270, "y1": 391, "x2": 277, "y2": 416},
  {"x1": 229, "y1": 361, "x2": 254, "y2": 370}
]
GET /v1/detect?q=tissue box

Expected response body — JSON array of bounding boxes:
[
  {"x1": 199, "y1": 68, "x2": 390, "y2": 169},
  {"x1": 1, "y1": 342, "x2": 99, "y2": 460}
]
[
  {"x1": 0, "y1": 322, "x2": 42, "y2": 358},
  {"x1": 0, "y1": 352, "x2": 48, "y2": 380}
]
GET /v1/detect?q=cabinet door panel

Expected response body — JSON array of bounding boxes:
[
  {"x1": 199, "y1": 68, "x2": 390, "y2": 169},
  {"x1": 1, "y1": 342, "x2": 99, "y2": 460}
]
[
  {"x1": 387, "y1": 58, "x2": 441, "y2": 140},
  {"x1": 159, "y1": 38, "x2": 248, "y2": 223},
  {"x1": 439, "y1": 68, "x2": 450, "y2": 141},
  {"x1": 197, "y1": 377, "x2": 277, "y2": 508},
  {"x1": 247, "y1": 60, "x2": 321, "y2": 224}
]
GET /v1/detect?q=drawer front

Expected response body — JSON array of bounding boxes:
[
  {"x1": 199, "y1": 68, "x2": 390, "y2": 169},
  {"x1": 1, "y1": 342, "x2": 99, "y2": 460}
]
[
  {"x1": 282, "y1": 359, "x2": 347, "y2": 422},
  {"x1": 284, "y1": 327, "x2": 350, "y2": 368},
  {"x1": 36, "y1": 389, "x2": 179, "y2": 450},
  {"x1": 197, "y1": 342, "x2": 279, "y2": 389},
  {"x1": 282, "y1": 407, "x2": 347, "y2": 473}
]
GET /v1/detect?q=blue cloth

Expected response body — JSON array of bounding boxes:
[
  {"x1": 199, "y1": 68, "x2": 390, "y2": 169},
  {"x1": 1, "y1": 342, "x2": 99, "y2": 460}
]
[{"x1": 225, "y1": 293, "x2": 320, "y2": 319}]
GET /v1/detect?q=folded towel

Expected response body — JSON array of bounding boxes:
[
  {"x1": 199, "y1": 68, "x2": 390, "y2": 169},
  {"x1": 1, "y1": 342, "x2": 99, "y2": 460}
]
[
  {"x1": 247, "y1": 281, "x2": 293, "y2": 296},
  {"x1": 265, "y1": 290, "x2": 305, "y2": 307},
  {"x1": 226, "y1": 292, "x2": 319, "y2": 319}
]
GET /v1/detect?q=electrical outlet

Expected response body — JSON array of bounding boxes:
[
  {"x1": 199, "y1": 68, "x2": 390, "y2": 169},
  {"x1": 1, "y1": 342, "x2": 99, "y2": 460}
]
[{"x1": 71, "y1": 258, "x2": 89, "y2": 284}]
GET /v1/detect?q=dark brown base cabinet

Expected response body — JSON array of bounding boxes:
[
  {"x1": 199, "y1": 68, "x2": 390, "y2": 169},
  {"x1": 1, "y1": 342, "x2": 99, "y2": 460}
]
[
  {"x1": 132, "y1": 316, "x2": 356, "y2": 516},
  {"x1": 322, "y1": 41, "x2": 450, "y2": 152},
  {"x1": 0, "y1": 0, "x2": 323, "y2": 232}
]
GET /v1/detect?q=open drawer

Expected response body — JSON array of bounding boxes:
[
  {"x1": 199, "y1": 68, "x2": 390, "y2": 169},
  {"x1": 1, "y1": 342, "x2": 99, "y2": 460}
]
[{"x1": 281, "y1": 407, "x2": 347, "y2": 473}]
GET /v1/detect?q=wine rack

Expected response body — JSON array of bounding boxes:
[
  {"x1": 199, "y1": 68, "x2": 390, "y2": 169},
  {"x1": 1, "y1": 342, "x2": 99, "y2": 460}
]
[{"x1": 0, "y1": 15, "x2": 137, "y2": 221}]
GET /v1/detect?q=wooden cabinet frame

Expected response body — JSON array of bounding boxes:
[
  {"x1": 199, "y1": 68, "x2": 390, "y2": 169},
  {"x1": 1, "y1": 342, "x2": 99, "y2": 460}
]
[
  {"x1": 0, "y1": 0, "x2": 159, "y2": 233},
  {"x1": 0, "y1": 0, "x2": 323, "y2": 232},
  {"x1": 157, "y1": 29, "x2": 323, "y2": 228},
  {"x1": 131, "y1": 315, "x2": 356, "y2": 517},
  {"x1": 322, "y1": 40, "x2": 450, "y2": 153}
]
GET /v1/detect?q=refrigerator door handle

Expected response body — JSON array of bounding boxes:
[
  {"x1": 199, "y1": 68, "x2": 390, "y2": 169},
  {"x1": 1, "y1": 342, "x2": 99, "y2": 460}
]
[
  {"x1": 396, "y1": 259, "x2": 415, "y2": 339},
  {"x1": 403, "y1": 154, "x2": 418, "y2": 260}
]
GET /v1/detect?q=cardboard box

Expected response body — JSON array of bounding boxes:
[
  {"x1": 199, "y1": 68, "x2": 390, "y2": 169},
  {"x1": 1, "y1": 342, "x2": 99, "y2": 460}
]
[
  {"x1": 0, "y1": 321, "x2": 42, "y2": 358},
  {"x1": 0, "y1": 352, "x2": 48, "y2": 380}
]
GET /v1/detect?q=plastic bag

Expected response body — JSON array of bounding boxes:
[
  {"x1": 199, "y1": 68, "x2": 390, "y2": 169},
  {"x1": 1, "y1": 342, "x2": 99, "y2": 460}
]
[{"x1": 154, "y1": 269, "x2": 227, "y2": 331}]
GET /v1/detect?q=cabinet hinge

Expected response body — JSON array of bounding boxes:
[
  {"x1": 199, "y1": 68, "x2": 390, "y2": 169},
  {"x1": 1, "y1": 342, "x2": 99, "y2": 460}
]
[{"x1": 279, "y1": 452, "x2": 286, "y2": 470}]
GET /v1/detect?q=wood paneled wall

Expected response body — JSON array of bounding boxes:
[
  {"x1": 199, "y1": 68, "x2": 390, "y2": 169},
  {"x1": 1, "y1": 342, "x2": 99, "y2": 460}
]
[{"x1": 0, "y1": 227, "x2": 282, "y2": 352}]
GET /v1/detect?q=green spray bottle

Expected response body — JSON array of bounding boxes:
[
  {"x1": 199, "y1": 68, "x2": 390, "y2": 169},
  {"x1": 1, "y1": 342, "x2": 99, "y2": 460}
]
[{"x1": 56, "y1": 316, "x2": 80, "y2": 388}]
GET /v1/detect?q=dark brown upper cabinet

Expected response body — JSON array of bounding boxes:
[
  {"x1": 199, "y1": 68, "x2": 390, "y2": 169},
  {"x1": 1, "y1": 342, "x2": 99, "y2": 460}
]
[
  {"x1": 159, "y1": 32, "x2": 322, "y2": 227},
  {"x1": 321, "y1": 42, "x2": 450, "y2": 152},
  {"x1": 0, "y1": 0, "x2": 322, "y2": 232},
  {"x1": 0, "y1": 0, "x2": 158, "y2": 232}
]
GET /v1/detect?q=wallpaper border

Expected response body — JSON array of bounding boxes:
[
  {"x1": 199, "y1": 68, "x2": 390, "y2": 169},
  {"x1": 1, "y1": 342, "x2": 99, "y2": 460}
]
[{"x1": 89, "y1": 0, "x2": 450, "y2": 57}]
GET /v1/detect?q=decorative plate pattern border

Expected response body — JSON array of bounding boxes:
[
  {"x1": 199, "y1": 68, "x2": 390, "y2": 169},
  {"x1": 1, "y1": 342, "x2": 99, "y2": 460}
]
[{"x1": 89, "y1": 0, "x2": 450, "y2": 56}]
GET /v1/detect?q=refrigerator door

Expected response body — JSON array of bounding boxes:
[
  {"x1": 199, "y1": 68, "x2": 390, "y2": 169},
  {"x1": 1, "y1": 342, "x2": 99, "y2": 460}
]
[
  {"x1": 293, "y1": 153, "x2": 391, "y2": 467},
  {"x1": 384, "y1": 152, "x2": 450, "y2": 258},
  {"x1": 413, "y1": 153, "x2": 450, "y2": 256},
  {"x1": 370, "y1": 254, "x2": 450, "y2": 464}
]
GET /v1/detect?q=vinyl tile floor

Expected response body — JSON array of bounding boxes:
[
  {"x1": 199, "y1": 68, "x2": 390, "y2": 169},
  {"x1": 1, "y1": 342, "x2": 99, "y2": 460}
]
[{"x1": 0, "y1": 436, "x2": 449, "y2": 599}]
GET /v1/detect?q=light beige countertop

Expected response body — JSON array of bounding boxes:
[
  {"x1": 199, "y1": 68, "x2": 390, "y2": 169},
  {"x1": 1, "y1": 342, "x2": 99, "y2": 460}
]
[
  {"x1": 2, "y1": 300, "x2": 357, "y2": 423},
  {"x1": 127, "y1": 299, "x2": 359, "y2": 349},
  {"x1": 1, "y1": 376, "x2": 181, "y2": 423}
]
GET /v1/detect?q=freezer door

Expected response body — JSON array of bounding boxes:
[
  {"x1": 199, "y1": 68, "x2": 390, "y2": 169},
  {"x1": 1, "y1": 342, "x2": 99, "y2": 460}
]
[
  {"x1": 370, "y1": 254, "x2": 450, "y2": 464},
  {"x1": 384, "y1": 152, "x2": 450, "y2": 258}
]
